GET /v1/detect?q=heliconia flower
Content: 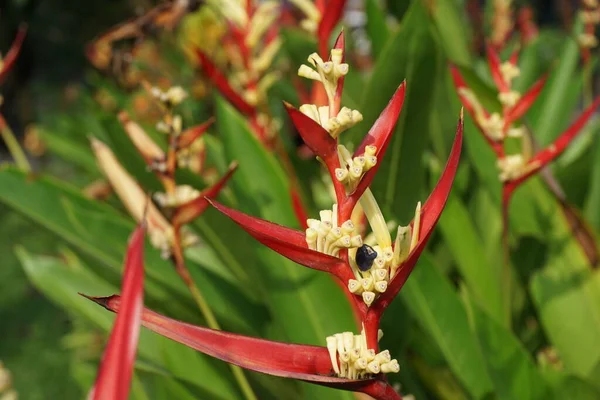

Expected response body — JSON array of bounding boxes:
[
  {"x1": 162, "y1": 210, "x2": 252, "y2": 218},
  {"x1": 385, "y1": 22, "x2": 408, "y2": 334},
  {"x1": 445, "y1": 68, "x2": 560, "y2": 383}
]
[
  {"x1": 209, "y1": 114, "x2": 463, "y2": 314},
  {"x1": 90, "y1": 138, "x2": 197, "y2": 256},
  {"x1": 84, "y1": 294, "x2": 403, "y2": 400},
  {"x1": 85, "y1": 223, "x2": 145, "y2": 400},
  {"x1": 0, "y1": 24, "x2": 27, "y2": 85}
]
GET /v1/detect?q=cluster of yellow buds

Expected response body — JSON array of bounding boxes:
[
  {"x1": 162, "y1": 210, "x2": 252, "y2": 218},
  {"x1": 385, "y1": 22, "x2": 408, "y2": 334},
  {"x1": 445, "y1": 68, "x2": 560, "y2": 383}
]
[
  {"x1": 299, "y1": 104, "x2": 363, "y2": 138},
  {"x1": 305, "y1": 204, "x2": 363, "y2": 256},
  {"x1": 335, "y1": 144, "x2": 377, "y2": 191},
  {"x1": 0, "y1": 361, "x2": 18, "y2": 400},
  {"x1": 579, "y1": 0, "x2": 600, "y2": 49},
  {"x1": 497, "y1": 154, "x2": 540, "y2": 182},
  {"x1": 298, "y1": 51, "x2": 356, "y2": 116},
  {"x1": 154, "y1": 185, "x2": 201, "y2": 208},
  {"x1": 325, "y1": 328, "x2": 399, "y2": 379},
  {"x1": 287, "y1": 0, "x2": 321, "y2": 33},
  {"x1": 490, "y1": 0, "x2": 513, "y2": 49}
]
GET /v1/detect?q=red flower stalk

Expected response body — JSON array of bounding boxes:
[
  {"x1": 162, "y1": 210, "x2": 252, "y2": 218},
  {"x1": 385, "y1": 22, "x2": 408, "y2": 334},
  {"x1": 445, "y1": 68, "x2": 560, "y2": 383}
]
[
  {"x1": 86, "y1": 224, "x2": 145, "y2": 400},
  {"x1": 0, "y1": 24, "x2": 27, "y2": 85},
  {"x1": 86, "y1": 33, "x2": 463, "y2": 400}
]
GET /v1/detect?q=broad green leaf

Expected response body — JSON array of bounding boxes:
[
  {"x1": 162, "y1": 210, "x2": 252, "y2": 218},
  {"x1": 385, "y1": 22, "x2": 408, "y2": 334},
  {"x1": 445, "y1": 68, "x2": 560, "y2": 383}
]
[
  {"x1": 17, "y1": 249, "x2": 238, "y2": 400},
  {"x1": 216, "y1": 98, "x2": 355, "y2": 400},
  {"x1": 400, "y1": 254, "x2": 493, "y2": 399},
  {"x1": 531, "y1": 268, "x2": 600, "y2": 379},
  {"x1": 438, "y1": 195, "x2": 504, "y2": 323},
  {"x1": 463, "y1": 291, "x2": 550, "y2": 400}
]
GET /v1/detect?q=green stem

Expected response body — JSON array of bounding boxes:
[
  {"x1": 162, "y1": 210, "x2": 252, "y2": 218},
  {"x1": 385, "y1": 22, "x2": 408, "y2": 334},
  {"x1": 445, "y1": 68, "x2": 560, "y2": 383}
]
[
  {"x1": 0, "y1": 114, "x2": 31, "y2": 172},
  {"x1": 173, "y1": 232, "x2": 258, "y2": 400}
]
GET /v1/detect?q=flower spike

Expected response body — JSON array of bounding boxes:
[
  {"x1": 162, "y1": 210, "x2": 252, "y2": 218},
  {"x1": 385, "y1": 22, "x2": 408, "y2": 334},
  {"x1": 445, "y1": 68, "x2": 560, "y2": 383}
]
[
  {"x1": 376, "y1": 113, "x2": 463, "y2": 310},
  {"x1": 172, "y1": 162, "x2": 238, "y2": 227},
  {"x1": 87, "y1": 224, "x2": 145, "y2": 400},
  {"x1": 209, "y1": 199, "x2": 349, "y2": 276},
  {"x1": 196, "y1": 49, "x2": 256, "y2": 116},
  {"x1": 0, "y1": 24, "x2": 27, "y2": 85}
]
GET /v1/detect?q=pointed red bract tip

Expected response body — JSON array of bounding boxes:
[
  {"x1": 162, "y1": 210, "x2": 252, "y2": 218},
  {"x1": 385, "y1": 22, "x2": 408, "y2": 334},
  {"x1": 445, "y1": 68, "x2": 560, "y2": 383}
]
[
  {"x1": 349, "y1": 82, "x2": 406, "y2": 202},
  {"x1": 178, "y1": 118, "x2": 215, "y2": 149},
  {"x1": 209, "y1": 199, "x2": 346, "y2": 274},
  {"x1": 284, "y1": 102, "x2": 338, "y2": 161},
  {"x1": 510, "y1": 95, "x2": 600, "y2": 188},
  {"x1": 317, "y1": 0, "x2": 347, "y2": 58},
  {"x1": 0, "y1": 24, "x2": 27, "y2": 85},
  {"x1": 486, "y1": 43, "x2": 508, "y2": 92},
  {"x1": 504, "y1": 74, "x2": 548, "y2": 127},
  {"x1": 376, "y1": 115, "x2": 463, "y2": 310},
  {"x1": 173, "y1": 162, "x2": 238, "y2": 227},
  {"x1": 90, "y1": 225, "x2": 145, "y2": 400},
  {"x1": 196, "y1": 49, "x2": 256, "y2": 116}
]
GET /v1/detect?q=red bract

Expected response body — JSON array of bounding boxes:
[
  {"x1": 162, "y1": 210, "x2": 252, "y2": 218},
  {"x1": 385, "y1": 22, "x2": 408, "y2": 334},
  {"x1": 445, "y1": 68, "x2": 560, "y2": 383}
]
[
  {"x1": 85, "y1": 294, "x2": 401, "y2": 399},
  {"x1": 375, "y1": 117, "x2": 463, "y2": 310},
  {"x1": 0, "y1": 24, "x2": 27, "y2": 85},
  {"x1": 172, "y1": 162, "x2": 238, "y2": 227},
  {"x1": 317, "y1": 0, "x2": 347, "y2": 58},
  {"x1": 504, "y1": 95, "x2": 600, "y2": 193},
  {"x1": 196, "y1": 49, "x2": 256, "y2": 117},
  {"x1": 503, "y1": 75, "x2": 547, "y2": 127},
  {"x1": 86, "y1": 224, "x2": 145, "y2": 400},
  {"x1": 347, "y1": 82, "x2": 407, "y2": 208},
  {"x1": 178, "y1": 118, "x2": 215, "y2": 149}
]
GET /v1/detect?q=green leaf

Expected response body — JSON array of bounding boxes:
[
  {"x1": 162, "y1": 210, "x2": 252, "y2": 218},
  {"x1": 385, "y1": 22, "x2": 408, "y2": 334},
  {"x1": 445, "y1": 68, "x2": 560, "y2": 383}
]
[
  {"x1": 365, "y1": 0, "x2": 391, "y2": 60},
  {"x1": 463, "y1": 291, "x2": 550, "y2": 400},
  {"x1": 0, "y1": 167, "x2": 263, "y2": 334},
  {"x1": 529, "y1": 20, "x2": 584, "y2": 145},
  {"x1": 215, "y1": 98, "x2": 355, "y2": 400},
  {"x1": 530, "y1": 267, "x2": 600, "y2": 378},
  {"x1": 17, "y1": 248, "x2": 239, "y2": 400},
  {"x1": 400, "y1": 254, "x2": 493, "y2": 399},
  {"x1": 420, "y1": 0, "x2": 471, "y2": 65},
  {"x1": 438, "y1": 195, "x2": 504, "y2": 323}
]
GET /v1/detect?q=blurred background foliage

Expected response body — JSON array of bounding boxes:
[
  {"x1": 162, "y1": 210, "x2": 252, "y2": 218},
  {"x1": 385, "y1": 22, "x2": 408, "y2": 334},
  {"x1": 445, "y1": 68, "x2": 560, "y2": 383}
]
[{"x1": 1, "y1": 0, "x2": 600, "y2": 399}]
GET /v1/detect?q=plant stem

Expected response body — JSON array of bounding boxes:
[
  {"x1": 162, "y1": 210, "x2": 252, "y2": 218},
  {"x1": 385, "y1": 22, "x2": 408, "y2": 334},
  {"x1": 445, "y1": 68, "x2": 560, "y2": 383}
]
[
  {"x1": 172, "y1": 233, "x2": 258, "y2": 400},
  {"x1": 501, "y1": 185, "x2": 512, "y2": 330},
  {"x1": 0, "y1": 114, "x2": 31, "y2": 172}
]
